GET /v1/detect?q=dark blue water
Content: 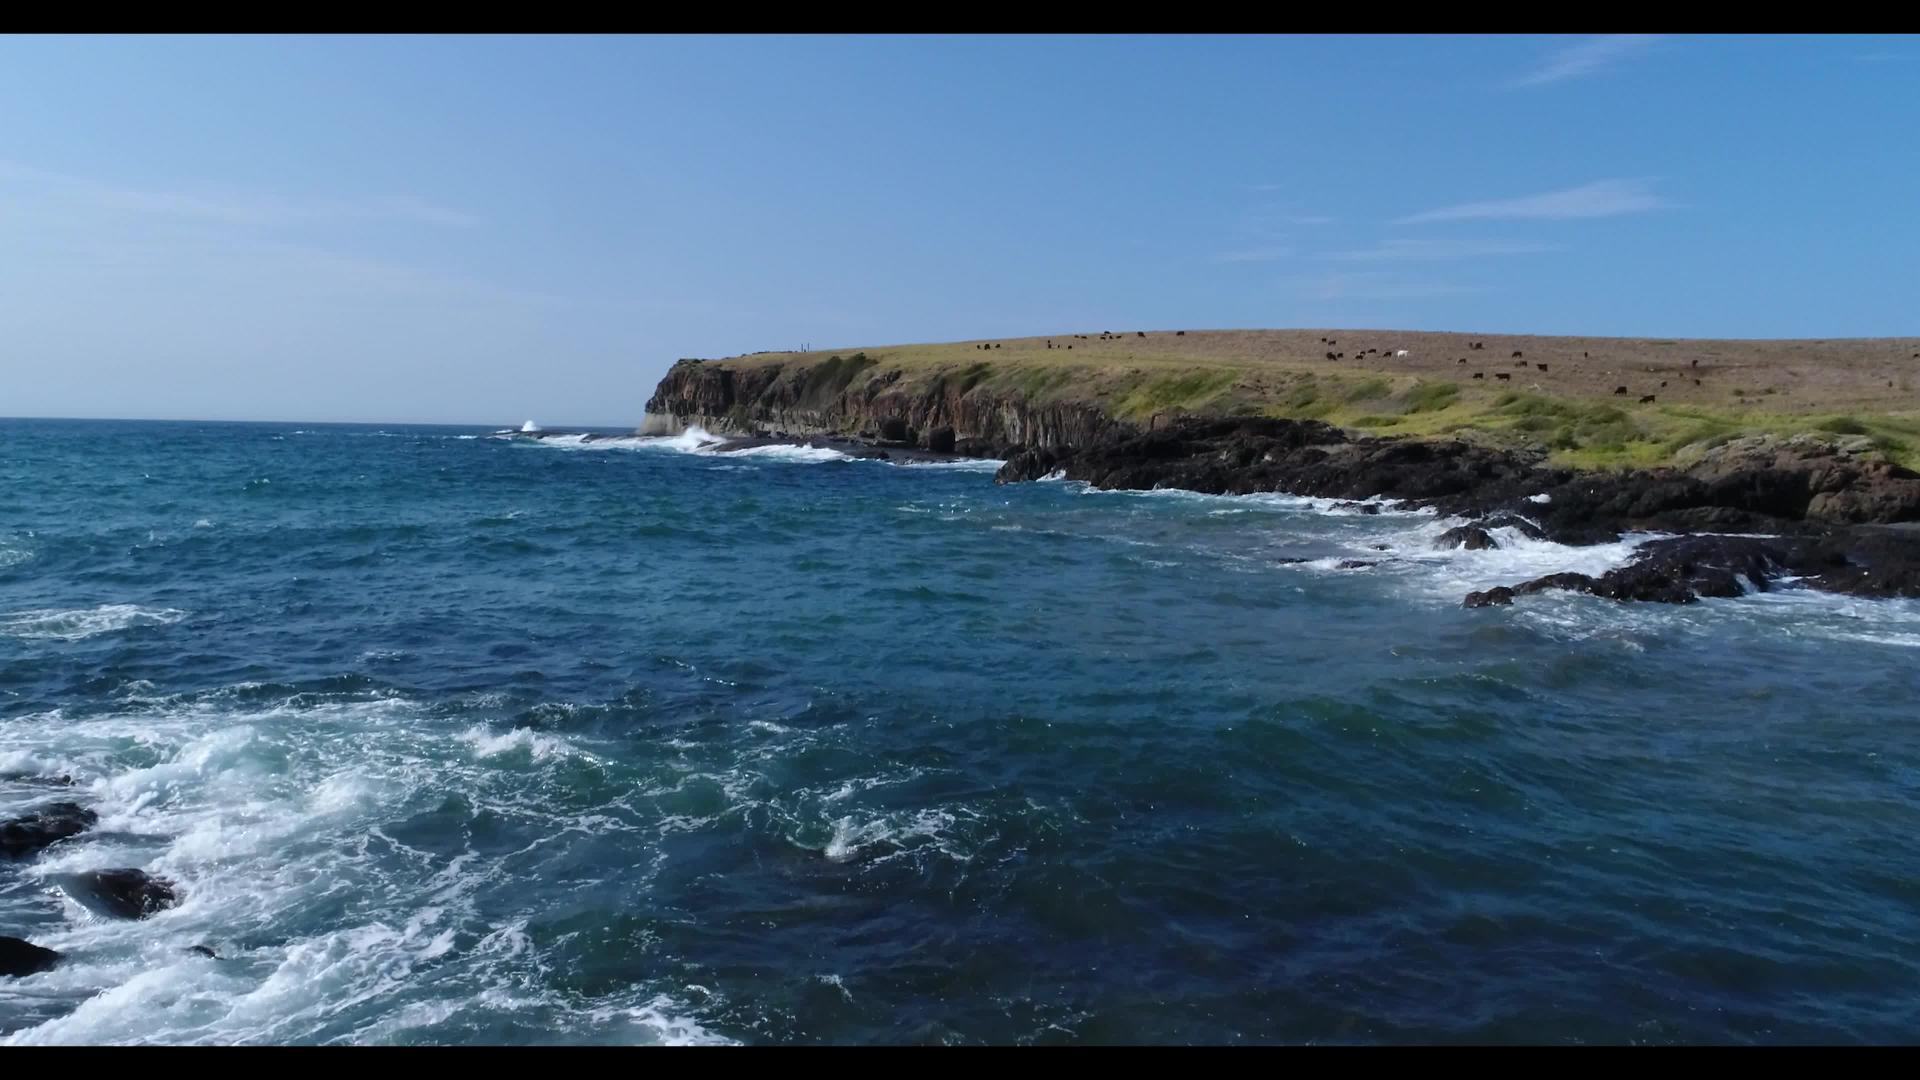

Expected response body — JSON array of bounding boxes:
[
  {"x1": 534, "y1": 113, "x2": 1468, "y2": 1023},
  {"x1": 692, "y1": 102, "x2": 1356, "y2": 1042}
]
[{"x1": 2, "y1": 417, "x2": 1918, "y2": 1044}]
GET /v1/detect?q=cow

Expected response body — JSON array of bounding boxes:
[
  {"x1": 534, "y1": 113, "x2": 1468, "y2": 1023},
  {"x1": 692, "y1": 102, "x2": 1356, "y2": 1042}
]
[
  {"x1": 1660, "y1": 381, "x2": 1668, "y2": 387},
  {"x1": 1495, "y1": 373, "x2": 1511, "y2": 381},
  {"x1": 1394, "y1": 349, "x2": 1409, "y2": 357},
  {"x1": 1176, "y1": 331, "x2": 1186, "y2": 336},
  {"x1": 1472, "y1": 372, "x2": 1485, "y2": 379},
  {"x1": 1458, "y1": 358, "x2": 1467, "y2": 364},
  {"x1": 1326, "y1": 351, "x2": 1337, "y2": 361},
  {"x1": 1614, "y1": 386, "x2": 1628, "y2": 395},
  {"x1": 1639, "y1": 395, "x2": 1656, "y2": 404},
  {"x1": 1512, "y1": 350, "x2": 1524, "y2": 358},
  {"x1": 1536, "y1": 363, "x2": 1548, "y2": 372},
  {"x1": 1137, "y1": 331, "x2": 1146, "y2": 338},
  {"x1": 1691, "y1": 359, "x2": 1699, "y2": 367}
]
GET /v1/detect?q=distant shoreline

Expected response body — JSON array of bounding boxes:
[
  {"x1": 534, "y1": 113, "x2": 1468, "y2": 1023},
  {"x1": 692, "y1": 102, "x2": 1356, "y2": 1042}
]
[{"x1": 640, "y1": 329, "x2": 1920, "y2": 606}]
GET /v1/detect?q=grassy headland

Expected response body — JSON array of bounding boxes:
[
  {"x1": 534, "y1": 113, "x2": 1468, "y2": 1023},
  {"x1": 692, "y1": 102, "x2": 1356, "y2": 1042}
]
[{"x1": 701, "y1": 328, "x2": 1920, "y2": 469}]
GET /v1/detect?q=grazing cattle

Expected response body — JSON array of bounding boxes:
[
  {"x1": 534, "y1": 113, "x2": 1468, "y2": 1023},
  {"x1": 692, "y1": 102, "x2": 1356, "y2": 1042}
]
[
  {"x1": 1639, "y1": 395, "x2": 1656, "y2": 404},
  {"x1": 1495, "y1": 373, "x2": 1511, "y2": 381},
  {"x1": 1660, "y1": 381, "x2": 1668, "y2": 387},
  {"x1": 1536, "y1": 363, "x2": 1548, "y2": 372},
  {"x1": 1515, "y1": 360, "x2": 1528, "y2": 368},
  {"x1": 1614, "y1": 386, "x2": 1628, "y2": 395},
  {"x1": 1472, "y1": 372, "x2": 1485, "y2": 379},
  {"x1": 1326, "y1": 351, "x2": 1337, "y2": 361},
  {"x1": 1327, "y1": 339, "x2": 1336, "y2": 345},
  {"x1": 1693, "y1": 378, "x2": 1699, "y2": 385},
  {"x1": 994, "y1": 343, "x2": 1001, "y2": 349},
  {"x1": 1394, "y1": 349, "x2": 1409, "y2": 357},
  {"x1": 1137, "y1": 331, "x2": 1146, "y2": 338},
  {"x1": 1583, "y1": 351, "x2": 1589, "y2": 359},
  {"x1": 1511, "y1": 350, "x2": 1524, "y2": 358},
  {"x1": 1176, "y1": 331, "x2": 1186, "y2": 336},
  {"x1": 1457, "y1": 358, "x2": 1467, "y2": 364},
  {"x1": 1691, "y1": 359, "x2": 1699, "y2": 367}
]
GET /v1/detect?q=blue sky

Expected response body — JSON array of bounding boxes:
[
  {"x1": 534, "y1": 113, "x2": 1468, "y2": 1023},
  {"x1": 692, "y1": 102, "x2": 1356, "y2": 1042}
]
[{"x1": 1, "y1": 34, "x2": 1915, "y2": 425}]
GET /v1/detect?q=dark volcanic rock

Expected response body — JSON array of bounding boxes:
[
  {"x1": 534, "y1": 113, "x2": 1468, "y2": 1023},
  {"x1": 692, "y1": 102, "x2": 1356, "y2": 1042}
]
[
  {"x1": 65, "y1": 869, "x2": 180, "y2": 919},
  {"x1": 1, "y1": 936, "x2": 61, "y2": 977},
  {"x1": 925, "y1": 426, "x2": 956, "y2": 454},
  {"x1": 1336, "y1": 560, "x2": 1379, "y2": 570},
  {"x1": 1436, "y1": 525, "x2": 1499, "y2": 551},
  {"x1": 188, "y1": 945, "x2": 219, "y2": 959},
  {"x1": 1464, "y1": 586, "x2": 1516, "y2": 608},
  {"x1": 2, "y1": 801, "x2": 97, "y2": 858},
  {"x1": 1468, "y1": 531, "x2": 1920, "y2": 606}
]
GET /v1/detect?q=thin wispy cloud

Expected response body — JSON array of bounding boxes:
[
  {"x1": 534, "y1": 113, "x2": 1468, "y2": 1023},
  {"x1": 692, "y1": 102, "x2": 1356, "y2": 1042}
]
[
  {"x1": 1396, "y1": 179, "x2": 1671, "y2": 224},
  {"x1": 1281, "y1": 271, "x2": 1482, "y2": 302},
  {"x1": 1212, "y1": 246, "x2": 1295, "y2": 264},
  {"x1": 1510, "y1": 35, "x2": 1664, "y2": 89},
  {"x1": 0, "y1": 160, "x2": 478, "y2": 229},
  {"x1": 1326, "y1": 239, "x2": 1559, "y2": 262}
]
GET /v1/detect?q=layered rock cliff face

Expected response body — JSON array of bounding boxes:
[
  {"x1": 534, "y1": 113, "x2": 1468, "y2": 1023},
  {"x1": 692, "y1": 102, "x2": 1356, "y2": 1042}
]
[{"x1": 641, "y1": 357, "x2": 1134, "y2": 455}]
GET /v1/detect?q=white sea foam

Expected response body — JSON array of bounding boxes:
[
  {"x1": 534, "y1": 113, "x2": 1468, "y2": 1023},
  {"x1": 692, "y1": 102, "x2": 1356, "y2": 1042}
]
[
  {"x1": 0, "y1": 695, "x2": 722, "y2": 1046},
  {"x1": 0, "y1": 605, "x2": 189, "y2": 641}
]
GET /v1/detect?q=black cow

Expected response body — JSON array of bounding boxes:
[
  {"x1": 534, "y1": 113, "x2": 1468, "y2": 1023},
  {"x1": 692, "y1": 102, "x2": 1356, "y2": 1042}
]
[
  {"x1": 1536, "y1": 363, "x2": 1548, "y2": 372},
  {"x1": 1511, "y1": 350, "x2": 1523, "y2": 358},
  {"x1": 1495, "y1": 373, "x2": 1511, "y2": 381},
  {"x1": 1176, "y1": 331, "x2": 1186, "y2": 336},
  {"x1": 1614, "y1": 386, "x2": 1628, "y2": 395},
  {"x1": 1457, "y1": 358, "x2": 1467, "y2": 364},
  {"x1": 1472, "y1": 372, "x2": 1485, "y2": 379},
  {"x1": 1639, "y1": 395, "x2": 1656, "y2": 404},
  {"x1": 1136, "y1": 331, "x2": 1146, "y2": 338}
]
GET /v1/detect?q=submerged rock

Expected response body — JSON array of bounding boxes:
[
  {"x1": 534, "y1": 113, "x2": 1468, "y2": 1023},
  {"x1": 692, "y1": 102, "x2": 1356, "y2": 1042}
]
[
  {"x1": 0, "y1": 772, "x2": 75, "y2": 787},
  {"x1": 0, "y1": 936, "x2": 61, "y2": 977},
  {"x1": 187, "y1": 945, "x2": 219, "y2": 959},
  {"x1": 1, "y1": 801, "x2": 97, "y2": 858},
  {"x1": 1436, "y1": 525, "x2": 1499, "y2": 551},
  {"x1": 64, "y1": 868, "x2": 179, "y2": 919}
]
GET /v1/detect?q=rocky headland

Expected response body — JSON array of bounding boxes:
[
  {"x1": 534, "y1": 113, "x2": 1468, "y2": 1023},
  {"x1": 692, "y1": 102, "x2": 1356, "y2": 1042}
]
[{"x1": 637, "y1": 331, "x2": 1920, "y2": 606}]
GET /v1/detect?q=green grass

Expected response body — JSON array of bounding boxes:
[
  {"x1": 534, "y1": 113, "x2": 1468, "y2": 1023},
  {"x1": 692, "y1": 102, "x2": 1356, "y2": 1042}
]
[
  {"x1": 698, "y1": 339, "x2": 1920, "y2": 472},
  {"x1": 1114, "y1": 370, "x2": 1238, "y2": 420}
]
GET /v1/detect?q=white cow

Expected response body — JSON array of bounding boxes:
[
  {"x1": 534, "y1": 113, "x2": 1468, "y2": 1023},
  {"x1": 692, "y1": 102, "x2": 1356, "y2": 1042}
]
[{"x1": 1393, "y1": 349, "x2": 1410, "y2": 357}]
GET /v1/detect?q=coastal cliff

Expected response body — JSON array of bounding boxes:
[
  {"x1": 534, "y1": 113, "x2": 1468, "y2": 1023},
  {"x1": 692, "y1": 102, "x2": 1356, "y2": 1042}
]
[
  {"x1": 642, "y1": 353, "x2": 1131, "y2": 455},
  {"x1": 639, "y1": 330, "x2": 1920, "y2": 605}
]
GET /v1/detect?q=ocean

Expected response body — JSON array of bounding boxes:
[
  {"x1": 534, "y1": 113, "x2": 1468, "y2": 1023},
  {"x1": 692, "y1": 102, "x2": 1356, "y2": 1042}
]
[{"x1": 2, "y1": 417, "x2": 1918, "y2": 1044}]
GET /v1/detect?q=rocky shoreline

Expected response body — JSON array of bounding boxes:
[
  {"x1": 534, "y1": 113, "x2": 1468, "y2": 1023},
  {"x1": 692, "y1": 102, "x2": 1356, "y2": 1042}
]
[
  {"x1": 991, "y1": 416, "x2": 1920, "y2": 606},
  {"x1": 639, "y1": 355, "x2": 1920, "y2": 607}
]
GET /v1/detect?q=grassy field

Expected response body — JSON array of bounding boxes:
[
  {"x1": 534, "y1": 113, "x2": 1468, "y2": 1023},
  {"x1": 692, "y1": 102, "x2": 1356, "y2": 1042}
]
[{"x1": 709, "y1": 328, "x2": 1920, "y2": 469}]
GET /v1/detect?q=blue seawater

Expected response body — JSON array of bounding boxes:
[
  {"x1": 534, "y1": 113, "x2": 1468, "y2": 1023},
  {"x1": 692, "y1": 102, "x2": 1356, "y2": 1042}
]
[{"x1": 2, "y1": 417, "x2": 1919, "y2": 1045}]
